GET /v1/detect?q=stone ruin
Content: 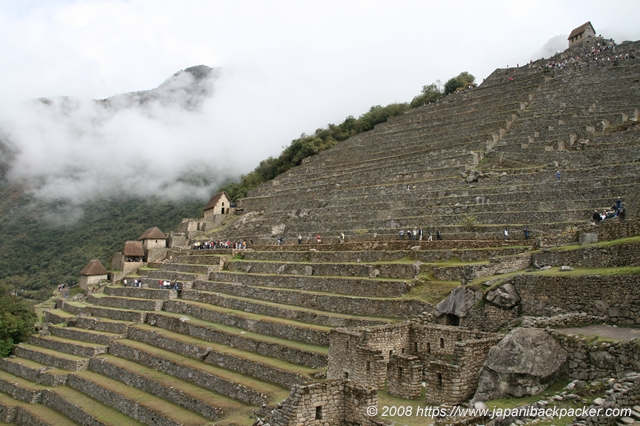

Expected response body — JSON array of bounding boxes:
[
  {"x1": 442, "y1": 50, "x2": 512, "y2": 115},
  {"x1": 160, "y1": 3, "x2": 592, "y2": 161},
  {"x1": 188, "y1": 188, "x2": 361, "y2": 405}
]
[{"x1": 327, "y1": 323, "x2": 502, "y2": 404}]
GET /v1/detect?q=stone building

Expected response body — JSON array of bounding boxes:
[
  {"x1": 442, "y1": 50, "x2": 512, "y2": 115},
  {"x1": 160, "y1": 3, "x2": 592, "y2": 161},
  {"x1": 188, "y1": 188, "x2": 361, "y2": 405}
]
[
  {"x1": 138, "y1": 227, "x2": 167, "y2": 262},
  {"x1": 110, "y1": 241, "x2": 145, "y2": 282},
  {"x1": 327, "y1": 322, "x2": 503, "y2": 405},
  {"x1": 78, "y1": 259, "x2": 108, "y2": 290},
  {"x1": 203, "y1": 192, "x2": 232, "y2": 221},
  {"x1": 568, "y1": 21, "x2": 596, "y2": 47}
]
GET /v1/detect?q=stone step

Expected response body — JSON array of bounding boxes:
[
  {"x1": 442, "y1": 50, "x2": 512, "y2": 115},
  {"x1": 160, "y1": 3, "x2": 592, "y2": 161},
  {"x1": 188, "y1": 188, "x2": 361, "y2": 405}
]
[
  {"x1": 89, "y1": 355, "x2": 245, "y2": 421},
  {"x1": 59, "y1": 299, "x2": 147, "y2": 324},
  {"x1": 28, "y1": 335, "x2": 107, "y2": 358},
  {"x1": 166, "y1": 295, "x2": 385, "y2": 333},
  {"x1": 43, "y1": 309, "x2": 74, "y2": 324},
  {"x1": 183, "y1": 283, "x2": 430, "y2": 319},
  {"x1": 146, "y1": 311, "x2": 327, "y2": 368},
  {"x1": 0, "y1": 357, "x2": 68, "y2": 386},
  {"x1": 13, "y1": 344, "x2": 89, "y2": 372},
  {"x1": 0, "y1": 370, "x2": 45, "y2": 403},
  {"x1": 43, "y1": 384, "x2": 146, "y2": 426},
  {"x1": 0, "y1": 391, "x2": 79, "y2": 426},
  {"x1": 68, "y1": 316, "x2": 132, "y2": 334},
  {"x1": 204, "y1": 272, "x2": 411, "y2": 298},
  {"x1": 109, "y1": 338, "x2": 288, "y2": 406},
  {"x1": 145, "y1": 270, "x2": 207, "y2": 282},
  {"x1": 240, "y1": 246, "x2": 529, "y2": 263},
  {"x1": 224, "y1": 259, "x2": 418, "y2": 279},
  {"x1": 67, "y1": 370, "x2": 211, "y2": 426},
  {"x1": 104, "y1": 285, "x2": 177, "y2": 300},
  {"x1": 87, "y1": 294, "x2": 165, "y2": 311},
  {"x1": 49, "y1": 324, "x2": 124, "y2": 345},
  {"x1": 127, "y1": 324, "x2": 316, "y2": 389},
  {"x1": 160, "y1": 263, "x2": 212, "y2": 275}
]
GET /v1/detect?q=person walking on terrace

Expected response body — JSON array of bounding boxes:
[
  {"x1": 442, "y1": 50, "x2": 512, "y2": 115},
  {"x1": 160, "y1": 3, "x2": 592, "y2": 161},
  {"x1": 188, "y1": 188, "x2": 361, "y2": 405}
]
[
  {"x1": 298, "y1": 234, "x2": 302, "y2": 244},
  {"x1": 436, "y1": 230, "x2": 442, "y2": 240},
  {"x1": 399, "y1": 230, "x2": 404, "y2": 240},
  {"x1": 523, "y1": 227, "x2": 530, "y2": 240},
  {"x1": 503, "y1": 228, "x2": 509, "y2": 241},
  {"x1": 556, "y1": 170, "x2": 561, "y2": 181}
]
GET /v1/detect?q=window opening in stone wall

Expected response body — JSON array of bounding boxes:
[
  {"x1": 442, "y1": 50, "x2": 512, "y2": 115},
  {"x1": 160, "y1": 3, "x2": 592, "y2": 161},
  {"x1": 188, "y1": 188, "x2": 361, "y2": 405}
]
[
  {"x1": 414, "y1": 342, "x2": 418, "y2": 352},
  {"x1": 440, "y1": 337, "x2": 445, "y2": 348},
  {"x1": 344, "y1": 371, "x2": 349, "y2": 379},
  {"x1": 366, "y1": 361, "x2": 371, "y2": 371},
  {"x1": 398, "y1": 367, "x2": 403, "y2": 378},
  {"x1": 437, "y1": 373, "x2": 443, "y2": 387},
  {"x1": 389, "y1": 350, "x2": 393, "y2": 358},
  {"x1": 346, "y1": 340, "x2": 349, "y2": 350},
  {"x1": 315, "y1": 406, "x2": 323, "y2": 420},
  {"x1": 426, "y1": 342, "x2": 431, "y2": 353},
  {"x1": 401, "y1": 348, "x2": 405, "y2": 353}
]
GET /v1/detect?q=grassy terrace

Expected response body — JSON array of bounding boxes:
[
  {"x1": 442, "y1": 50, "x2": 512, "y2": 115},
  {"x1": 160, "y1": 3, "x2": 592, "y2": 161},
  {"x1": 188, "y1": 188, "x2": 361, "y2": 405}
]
[
  {"x1": 153, "y1": 311, "x2": 329, "y2": 356},
  {"x1": 129, "y1": 324, "x2": 322, "y2": 379},
  {"x1": 71, "y1": 370, "x2": 210, "y2": 425},
  {"x1": 93, "y1": 355, "x2": 251, "y2": 419},
  {"x1": 0, "y1": 391, "x2": 79, "y2": 426},
  {"x1": 179, "y1": 292, "x2": 396, "y2": 324},
  {"x1": 113, "y1": 338, "x2": 291, "y2": 402}
]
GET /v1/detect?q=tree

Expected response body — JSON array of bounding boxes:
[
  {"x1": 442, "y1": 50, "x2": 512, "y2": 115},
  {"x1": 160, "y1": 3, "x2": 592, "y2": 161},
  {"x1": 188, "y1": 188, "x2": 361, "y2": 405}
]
[
  {"x1": 0, "y1": 277, "x2": 37, "y2": 357},
  {"x1": 444, "y1": 71, "x2": 476, "y2": 95},
  {"x1": 410, "y1": 83, "x2": 444, "y2": 108}
]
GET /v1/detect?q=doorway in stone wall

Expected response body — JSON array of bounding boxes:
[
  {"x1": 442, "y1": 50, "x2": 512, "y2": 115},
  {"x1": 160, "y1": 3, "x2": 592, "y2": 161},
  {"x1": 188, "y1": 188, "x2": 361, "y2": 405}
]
[{"x1": 444, "y1": 314, "x2": 460, "y2": 326}]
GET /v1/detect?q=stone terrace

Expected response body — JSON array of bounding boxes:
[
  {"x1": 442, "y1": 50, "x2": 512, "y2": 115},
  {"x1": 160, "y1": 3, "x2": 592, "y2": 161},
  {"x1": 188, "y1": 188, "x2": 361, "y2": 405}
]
[{"x1": 230, "y1": 56, "x2": 640, "y2": 243}]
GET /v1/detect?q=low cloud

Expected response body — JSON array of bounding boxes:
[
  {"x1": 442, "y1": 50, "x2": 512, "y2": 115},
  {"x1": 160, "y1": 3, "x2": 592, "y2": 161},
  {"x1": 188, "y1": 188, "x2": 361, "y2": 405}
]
[{"x1": 0, "y1": 66, "x2": 253, "y2": 211}]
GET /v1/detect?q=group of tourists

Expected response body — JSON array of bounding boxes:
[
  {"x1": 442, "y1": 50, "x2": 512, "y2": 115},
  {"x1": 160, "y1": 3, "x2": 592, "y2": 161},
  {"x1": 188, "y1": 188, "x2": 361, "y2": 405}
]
[
  {"x1": 593, "y1": 197, "x2": 626, "y2": 223},
  {"x1": 192, "y1": 240, "x2": 247, "y2": 250},
  {"x1": 158, "y1": 280, "x2": 178, "y2": 290},
  {"x1": 123, "y1": 278, "x2": 143, "y2": 287},
  {"x1": 536, "y1": 39, "x2": 633, "y2": 71},
  {"x1": 399, "y1": 228, "x2": 441, "y2": 241}
]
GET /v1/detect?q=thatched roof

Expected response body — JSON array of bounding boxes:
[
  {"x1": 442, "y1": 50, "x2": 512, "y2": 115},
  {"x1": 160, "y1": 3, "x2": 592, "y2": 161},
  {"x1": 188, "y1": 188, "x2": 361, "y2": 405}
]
[
  {"x1": 204, "y1": 191, "x2": 230, "y2": 211},
  {"x1": 138, "y1": 227, "x2": 166, "y2": 240},
  {"x1": 568, "y1": 22, "x2": 595, "y2": 40},
  {"x1": 80, "y1": 259, "x2": 108, "y2": 276},
  {"x1": 123, "y1": 241, "x2": 145, "y2": 257}
]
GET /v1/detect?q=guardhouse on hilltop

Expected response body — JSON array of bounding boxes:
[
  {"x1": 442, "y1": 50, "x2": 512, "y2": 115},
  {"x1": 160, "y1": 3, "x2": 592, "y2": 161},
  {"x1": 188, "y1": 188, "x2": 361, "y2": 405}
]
[
  {"x1": 78, "y1": 259, "x2": 108, "y2": 291},
  {"x1": 138, "y1": 227, "x2": 168, "y2": 262},
  {"x1": 568, "y1": 21, "x2": 596, "y2": 47},
  {"x1": 203, "y1": 191, "x2": 232, "y2": 221}
]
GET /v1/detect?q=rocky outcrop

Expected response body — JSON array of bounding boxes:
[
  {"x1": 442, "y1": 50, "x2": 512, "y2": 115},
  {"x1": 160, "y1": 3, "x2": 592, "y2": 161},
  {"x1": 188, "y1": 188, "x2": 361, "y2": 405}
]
[
  {"x1": 484, "y1": 283, "x2": 521, "y2": 309},
  {"x1": 473, "y1": 328, "x2": 568, "y2": 401},
  {"x1": 434, "y1": 286, "x2": 482, "y2": 319}
]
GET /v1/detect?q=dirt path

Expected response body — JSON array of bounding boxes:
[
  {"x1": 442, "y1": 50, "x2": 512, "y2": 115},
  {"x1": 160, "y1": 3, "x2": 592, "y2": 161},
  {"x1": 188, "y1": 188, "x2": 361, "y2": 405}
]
[{"x1": 556, "y1": 324, "x2": 640, "y2": 341}]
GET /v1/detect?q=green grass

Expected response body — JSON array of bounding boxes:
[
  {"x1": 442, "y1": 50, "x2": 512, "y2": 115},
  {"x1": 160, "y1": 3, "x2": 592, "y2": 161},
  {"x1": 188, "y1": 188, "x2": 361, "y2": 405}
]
[
  {"x1": 404, "y1": 278, "x2": 459, "y2": 304},
  {"x1": 154, "y1": 311, "x2": 329, "y2": 355}
]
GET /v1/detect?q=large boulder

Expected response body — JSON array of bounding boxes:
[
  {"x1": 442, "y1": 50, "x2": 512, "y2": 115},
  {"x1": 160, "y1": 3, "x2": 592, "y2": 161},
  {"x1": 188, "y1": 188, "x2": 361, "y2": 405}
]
[
  {"x1": 473, "y1": 328, "x2": 567, "y2": 401},
  {"x1": 434, "y1": 286, "x2": 482, "y2": 318},
  {"x1": 484, "y1": 283, "x2": 521, "y2": 309}
]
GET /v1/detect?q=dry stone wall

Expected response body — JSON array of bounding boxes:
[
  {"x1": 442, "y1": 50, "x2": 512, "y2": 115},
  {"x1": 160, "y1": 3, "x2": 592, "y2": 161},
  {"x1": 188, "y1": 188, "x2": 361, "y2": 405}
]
[
  {"x1": 327, "y1": 323, "x2": 502, "y2": 405},
  {"x1": 263, "y1": 380, "x2": 382, "y2": 426}
]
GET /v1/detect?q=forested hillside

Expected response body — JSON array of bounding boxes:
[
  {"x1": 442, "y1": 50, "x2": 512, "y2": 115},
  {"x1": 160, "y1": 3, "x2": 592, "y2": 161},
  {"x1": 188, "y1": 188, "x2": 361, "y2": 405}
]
[{"x1": 0, "y1": 181, "x2": 202, "y2": 300}]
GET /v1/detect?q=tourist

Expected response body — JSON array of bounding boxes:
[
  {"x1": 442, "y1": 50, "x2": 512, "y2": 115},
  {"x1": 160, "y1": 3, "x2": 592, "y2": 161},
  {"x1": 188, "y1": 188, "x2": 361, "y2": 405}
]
[
  {"x1": 340, "y1": 233, "x2": 345, "y2": 243},
  {"x1": 523, "y1": 227, "x2": 530, "y2": 240},
  {"x1": 556, "y1": 171, "x2": 561, "y2": 181},
  {"x1": 436, "y1": 230, "x2": 442, "y2": 240},
  {"x1": 419, "y1": 228, "x2": 423, "y2": 241},
  {"x1": 316, "y1": 235, "x2": 322, "y2": 244},
  {"x1": 298, "y1": 234, "x2": 302, "y2": 244},
  {"x1": 428, "y1": 231, "x2": 433, "y2": 242},
  {"x1": 277, "y1": 236, "x2": 283, "y2": 246},
  {"x1": 399, "y1": 230, "x2": 404, "y2": 240},
  {"x1": 503, "y1": 228, "x2": 509, "y2": 241},
  {"x1": 592, "y1": 210, "x2": 601, "y2": 224}
]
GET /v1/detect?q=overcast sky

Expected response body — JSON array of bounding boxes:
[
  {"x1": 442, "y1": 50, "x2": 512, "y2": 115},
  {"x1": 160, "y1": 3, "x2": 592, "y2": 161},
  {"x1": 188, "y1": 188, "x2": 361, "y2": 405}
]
[{"x1": 1, "y1": 0, "x2": 640, "y2": 208}]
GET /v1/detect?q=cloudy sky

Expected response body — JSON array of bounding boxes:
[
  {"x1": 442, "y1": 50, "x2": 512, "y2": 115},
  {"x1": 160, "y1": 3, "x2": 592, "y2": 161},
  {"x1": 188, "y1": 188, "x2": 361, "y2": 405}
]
[{"x1": 1, "y1": 0, "x2": 639, "y2": 205}]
